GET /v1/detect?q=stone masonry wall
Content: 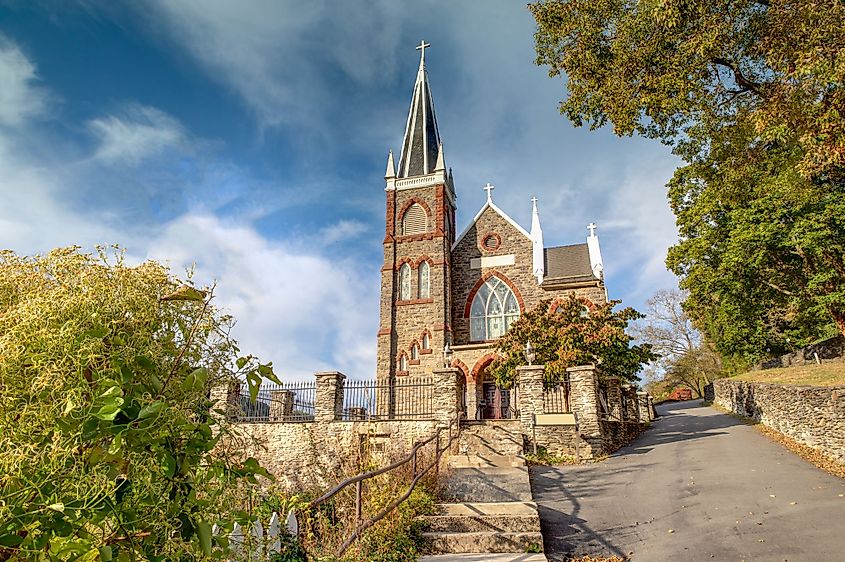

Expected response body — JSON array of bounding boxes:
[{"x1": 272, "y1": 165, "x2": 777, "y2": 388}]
[
  {"x1": 450, "y1": 205, "x2": 606, "y2": 347},
  {"x1": 714, "y1": 379, "x2": 845, "y2": 463}
]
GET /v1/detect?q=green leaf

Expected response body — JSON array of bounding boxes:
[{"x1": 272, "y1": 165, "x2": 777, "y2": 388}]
[
  {"x1": 246, "y1": 370, "x2": 262, "y2": 402},
  {"x1": 161, "y1": 453, "x2": 176, "y2": 478},
  {"x1": 108, "y1": 432, "x2": 123, "y2": 455},
  {"x1": 195, "y1": 520, "x2": 212, "y2": 556},
  {"x1": 0, "y1": 534, "x2": 25, "y2": 547},
  {"x1": 83, "y1": 327, "x2": 109, "y2": 339},
  {"x1": 94, "y1": 397, "x2": 124, "y2": 421},
  {"x1": 137, "y1": 401, "x2": 164, "y2": 420},
  {"x1": 46, "y1": 503, "x2": 65, "y2": 513},
  {"x1": 99, "y1": 546, "x2": 113, "y2": 561},
  {"x1": 161, "y1": 285, "x2": 206, "y2": 302},
  {"x1": 236, "y1": 356, "x2": 248, "y2": 369},
  {"x1": 135, "y1": 355, "x2": 155, "y2": 371}
]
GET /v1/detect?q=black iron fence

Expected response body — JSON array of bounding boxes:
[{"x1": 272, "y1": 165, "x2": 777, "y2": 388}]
[
  {"x1": 233, "y1": 381, "x2": 316, "y2": 422},
  {"x1": 543, "y1": 379, "x2": 571, "y2": 413},
  {"x1": 341, "y1": 377, "x2": 434, "y2": 421}
]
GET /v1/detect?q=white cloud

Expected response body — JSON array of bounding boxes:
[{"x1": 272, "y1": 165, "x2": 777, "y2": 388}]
[
  {"x1": 0, "y1": 37, "x2": 49, "y2": 127},
  {"x1": 89, "y1": 104, "x2": 189, "y2": 165},
  {"x1": 145, "y1": 214, "x2": 378, "y2": 380}
]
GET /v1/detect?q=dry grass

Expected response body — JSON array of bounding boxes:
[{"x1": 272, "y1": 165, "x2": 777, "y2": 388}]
[{"x1": 731, "y1": 362, "x2": 845, "y2": 386}]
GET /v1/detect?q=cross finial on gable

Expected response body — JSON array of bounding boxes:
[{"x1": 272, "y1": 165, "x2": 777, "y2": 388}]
[
  {"x1": 416, "y1": 40, "x2": 431, "y2": 67},
  {"x1": 483, "y1": 182, "x2": 495, "y2": 203},
  {"x1": 587, "y1": 222, "x2": 597, "y2": 237},
  {"x1": 530, "y1": 196, "x2": 538, "y2": 206}
]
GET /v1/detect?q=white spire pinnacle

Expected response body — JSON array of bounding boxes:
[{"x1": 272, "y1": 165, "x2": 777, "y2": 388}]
[
  {"x1": 385, "y1": 149, "x2": 396, "y2": 179},
  {"x1": 416, "y1": 40, "x2": 430, "y2": 69},
  {"x1": 531, "y1": 197, "x2": 545, "y2": 284},
  {"x1": 434, "y1": 143, "x2": 445, "y2": 172},
  {"x1": 398, "y1": 41, "x2": 441, "y2": 178},
  {"x1": 586, "y1": 222, "x2": 604, "y2": 279}
]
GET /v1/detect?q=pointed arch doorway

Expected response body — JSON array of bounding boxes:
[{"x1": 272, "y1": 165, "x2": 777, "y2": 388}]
[{"x1": 473, "y1": 358, "x2": 515, "y2": 420}]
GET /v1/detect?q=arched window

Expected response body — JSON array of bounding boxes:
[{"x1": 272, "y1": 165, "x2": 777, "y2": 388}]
[
  {"x1": 398, "y1": 263, "x2": 411, "y2": 300},
  {"x1": 422, "y1": 332, "x2": 430, "y2": 350},
  {"x1": 398, "y1": 353, "x2": 408, "y2": 372},
  {"x1": 410, "y1": 344, "x2": 419, "y2": 360},
  {"x1": 402, "y1": 203, "x2": 427, "y2": 235},
  {"x1": 470, "y1": 276, "x2": 520, "y2": 341},
  {"x1": 418, "y1": 261, "x2": 430, "y2": 298}
]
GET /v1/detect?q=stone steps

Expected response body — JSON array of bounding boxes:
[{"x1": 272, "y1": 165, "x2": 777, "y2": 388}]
[
  {"x1": 420, "y1": 554, "x2": 547, "y2": 562},
  {"x1": 442, "y1": 467, "x2": 534, "y2": 503},
  {"x1": 422, "y1": 531, "x2": 544, "y2": 555},
  {"x1": 458, "y1": 421, "x2": 523, "y2": 457},
  {"x1": 422, "y1": 501, "x2": 540, "y2": 533},
  {"x1": 447, "y1": 454, "x2": 525, "y2": 469}
]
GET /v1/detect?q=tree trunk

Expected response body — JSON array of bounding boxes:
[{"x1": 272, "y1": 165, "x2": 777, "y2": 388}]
[{"x1": 831, "y1": 307, "x2": 845, "y2": 339}]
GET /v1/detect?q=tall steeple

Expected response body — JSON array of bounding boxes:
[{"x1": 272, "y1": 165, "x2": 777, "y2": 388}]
[
  {"x1": 398, "y1": 40, "x2": 442, "y2": 178},
  {"x1": 531, "y1": 197, "x2": 545, "y2": 284}
]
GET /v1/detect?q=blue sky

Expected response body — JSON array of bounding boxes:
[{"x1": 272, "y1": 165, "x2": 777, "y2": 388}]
[{"x1": 0, "y1": 1, "x2": 680, "y2": 379}]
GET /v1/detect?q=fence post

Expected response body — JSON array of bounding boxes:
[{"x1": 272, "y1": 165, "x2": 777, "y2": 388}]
[
  {"x1": 314, "y1": 371, "x2": 346, "y2": 422},
  {"x1": 355, "y1": 480, "x2": 362, "y2": 527},
  {"x1": 605, "y1": 376, "x2": 623, "y2": 421},
  {"x1": 636, "y1": 391, "x2": 651, "y2": 421},
  {"x1": 516, "y1": 364, "x2": 545, "y2": 451},
  {"x1": 435, "y1": 432, "x2": 441, "y2": 478},
  {"x1": 567, "y1": 365, "x2": 601, "y2": 438},
  {"x1": 432, "y1": 368, "x2": 461, "y2": 426}
]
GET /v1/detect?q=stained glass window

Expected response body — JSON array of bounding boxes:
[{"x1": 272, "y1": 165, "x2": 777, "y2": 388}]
[
  {"x1": 399, "y1": 263, "x2": 411, "y2": 300},
  {"x1": 469, "y1": 276, "x2": 520, "y2": 341},
  {"x1": 418, "y1": 261, "x2": 430, "y2": 298}
]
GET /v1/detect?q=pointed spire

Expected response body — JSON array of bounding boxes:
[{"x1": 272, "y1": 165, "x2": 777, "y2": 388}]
[
  {"x1": 531, "y1": 197, "x2": 545, "y2": 284},
  {"x1": 586, "y1": 222, "x2": 605, "y2": 279},
  {"x1": 385, "y1": 149, "x2": 396, "y2": 179},
  {"x1": 434, "y1": 143, "x2": 445, "y2": 172},
  {"x1": 398, "y1": 41, "x2": 441, "y2": 178}
]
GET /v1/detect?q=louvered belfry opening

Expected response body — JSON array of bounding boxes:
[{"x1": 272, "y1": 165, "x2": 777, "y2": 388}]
[{"x1": 402, "y1": 203, "x2": 428, "y2": 235}]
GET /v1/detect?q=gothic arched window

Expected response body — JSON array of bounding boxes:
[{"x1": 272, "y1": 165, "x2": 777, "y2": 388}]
[
  {"x1": 470, "y1": 276, "x2": 520, "y2": 341},
  {"x1": 402, "y1": 203, "x2": 427, "y2": 235},
  {"x1": 422, "y1": 332, "x2": 430, "y2": 350},
  {"x1": 418, "y1": 261, "x2": 430, "y2": 298},
  {"x1": 399, "y1": 263, "x2": 411, "y2": 300},
  {"x1": 398, "y1": 353, "x2": 408, "y2": 372}
]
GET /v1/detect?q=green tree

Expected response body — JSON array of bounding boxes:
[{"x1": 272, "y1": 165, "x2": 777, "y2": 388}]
[
  {"x1": 0, "y1": 247, "x2": 278, "y2": 561},
  {"x1": 489, "y1": 296, "x2": 655, "y2": 387},
  {"x1": 530, "y1": 0, "x2": 845, "y2": 362}
]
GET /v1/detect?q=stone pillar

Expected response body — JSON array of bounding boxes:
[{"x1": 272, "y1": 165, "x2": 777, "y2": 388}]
[
  {"x1": 465, "y1": 381, "x2": 479, "y2": 420},
  {"x1": 637, "y1": 391, "x2": 650, "y2": 422},
  {"x1": 622, "y1": 386, "x2": 638, "y2": 421},
  {"x1": 517, "y1": 365, "x2": 545, "y2": 431},
  {"x1": 315, "y1": 371, "x2": 346, "y2": 422},
  {"x1": 605, "y1": 376, "x2": 623, "y2": 421},
  {"x1": 268, "y1": 390, "x2": 294, "y2": 421},
  {"x1": 432, "y1": 368, "x2": 461, "y2": 426},
  {"x1": 648, "y1": 395, "x2": 656, "y2": 419},
  {"x1": 568, "y1": 365, "x2": 601, "y2": 437},
  {"x1": 209, "y1": 380, "x2": 241, "y2": 421}
]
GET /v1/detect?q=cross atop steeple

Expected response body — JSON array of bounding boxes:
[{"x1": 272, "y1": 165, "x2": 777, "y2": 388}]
[
  {"x1": 416, "y1": 40, "x2": 431, "y2": 67},
  {"x1": 531, "y1": 196, "x2": 538, "y2": 206},
  {"x1": 587, "y1": 222, "x2": 597, "y2": 237},
  {"x1": 483, "y1": 182, "x2": 495, "y2": 203}
]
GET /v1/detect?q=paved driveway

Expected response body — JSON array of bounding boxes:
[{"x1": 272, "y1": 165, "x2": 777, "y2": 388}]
[{"x1": 530, "y1": 401, "x2": 845, "y2": 561}]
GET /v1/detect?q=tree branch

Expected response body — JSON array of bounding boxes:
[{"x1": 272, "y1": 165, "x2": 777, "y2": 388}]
[{"x1": 711, "y1": 57, "x2": 763, "y2": 96}]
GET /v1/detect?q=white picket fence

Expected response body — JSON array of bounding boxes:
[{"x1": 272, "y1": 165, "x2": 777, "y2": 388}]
[{"x1": 215, "y1": 510, "x2": 298, "y2": 561}]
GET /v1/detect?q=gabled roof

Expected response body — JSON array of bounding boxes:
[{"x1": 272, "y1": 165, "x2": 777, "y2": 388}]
[
  {"x1": 452, "y1": 200, "x2": 531, "y2": 250},
  {"x1": 397, "y1": 44, "x2": 441, "y2": 178},
  {"x1": 543, "y1": 244, "x2": 594, "y2": 280}
]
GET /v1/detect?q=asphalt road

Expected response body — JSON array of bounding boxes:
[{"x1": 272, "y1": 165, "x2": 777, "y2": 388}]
[{"x1": 530, "y1": 401, "x2": 845, "y2": 561}]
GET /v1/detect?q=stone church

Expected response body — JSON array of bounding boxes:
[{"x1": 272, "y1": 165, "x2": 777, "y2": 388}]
[{"x1": 376, "y1": 43, "x2": 608, "y2": 419}]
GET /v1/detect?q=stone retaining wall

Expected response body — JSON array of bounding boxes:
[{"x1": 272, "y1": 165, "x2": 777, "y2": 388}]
[
  {"x1": 713, "y1": 379, "x2": 845, "y2": 463},
  {"x1": 757, "y1": 335, "x2": 845, "y2": 370}
]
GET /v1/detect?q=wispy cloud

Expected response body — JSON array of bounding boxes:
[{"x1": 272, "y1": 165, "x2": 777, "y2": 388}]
[
  {"x1": 0, "y1": 37, "x2": 49, "y2": 127},
  {"x1": 89, "y1": 104, "x2": 190, "y2": 165}
]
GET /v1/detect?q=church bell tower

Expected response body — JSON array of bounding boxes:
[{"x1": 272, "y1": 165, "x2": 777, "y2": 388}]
[{"x1": 376, "y1": 41, "x2": 456, "y2": 383}]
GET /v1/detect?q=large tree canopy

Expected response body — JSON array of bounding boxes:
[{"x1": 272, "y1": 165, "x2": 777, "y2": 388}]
[
  {"x1": 490, "y1": 296, "x2": 655, "y2": 387},
  {"x1": 0, "y1": 247, "x2": 277, "y2": 561},
  {"x1": 531, "y1": 0, "x2": 845, "y2": 363}
]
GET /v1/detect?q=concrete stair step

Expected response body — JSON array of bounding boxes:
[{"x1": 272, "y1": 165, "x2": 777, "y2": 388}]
[
  {"x1": 423, "y1": 531, "x2": 544, "y2": 554},
  {"x1": 447, "y1": 454, "x2": 526, "y2": 469},
  {"x1": 420, "y1": 555, "x2": 547, "y2": 562},
  {"x1": 422, "y1": 501, "x2": 540, "y2": 533},
  {"x1": 443, "y1": 468, "x2": 534, "y2": 503},
  {"x1": 458, "y1": 421, "x2": 524, "y2": 457}
]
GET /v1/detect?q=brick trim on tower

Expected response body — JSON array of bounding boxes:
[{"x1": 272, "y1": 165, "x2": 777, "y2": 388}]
[
  {"x1": 548, "y1": 295, "x2": 598, "y2": 314},
  {"x1": 462, "y1": 270, "x2": 526, "y2": 318},
  {"x1": 451, "y1": 358, "x2": 470, "y2": 381}
]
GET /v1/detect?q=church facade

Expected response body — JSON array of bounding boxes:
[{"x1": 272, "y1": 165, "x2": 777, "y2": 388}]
[{"x1": 376, "y1": 43, "x2": 608, "y2": 419}]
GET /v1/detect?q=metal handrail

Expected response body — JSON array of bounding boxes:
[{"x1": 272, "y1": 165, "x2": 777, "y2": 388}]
[{"x1": 305, "y1": 416, "x2": 461, "y2": 556}]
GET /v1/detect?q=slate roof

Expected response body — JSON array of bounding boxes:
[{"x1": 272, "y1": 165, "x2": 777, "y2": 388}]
[
  {"x1": 398, "y1": 59, "x2": 441, "y2": 178},
  {"x1": 544, "y1": 243, "x2": 594, "y2": 280}
]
